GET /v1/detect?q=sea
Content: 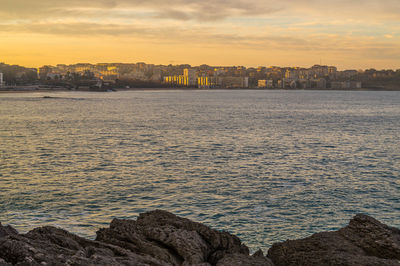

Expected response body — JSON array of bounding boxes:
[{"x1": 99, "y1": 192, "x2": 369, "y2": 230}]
[{"x1": 1, "y1": 90, "x2": 399, "y2": 252}]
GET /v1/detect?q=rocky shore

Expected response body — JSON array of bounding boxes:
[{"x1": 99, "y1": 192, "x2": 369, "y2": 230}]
[{"x1": 0, "y1": 210, "x2": 399, "y2": 265}]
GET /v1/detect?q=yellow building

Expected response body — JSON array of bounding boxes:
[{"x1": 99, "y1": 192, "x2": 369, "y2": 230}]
[
  {"x1": 164, "y1": 75, "x2": 188, "y2": 86},
  {"x1": 164, "y1": 68, "x2": 198, "y2": 87},
  {"x1": 198, "y1": 76, "x2": 217, "y2": 88},
  {"x1": 184, "y1": 68, "x2": 197, "y2": 86}
]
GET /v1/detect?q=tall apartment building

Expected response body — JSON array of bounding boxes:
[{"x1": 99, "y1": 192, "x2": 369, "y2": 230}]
[
  {"x1": 184, "y1": 68, "x2": 197, "y2": 86},
  {"x1": 0, "y1": 73, "x2": 4, "y2": 87},
  {"x1": 164, "y1": 68, "x2": 198, "y2": 87},
  {"x1": 198, "y1": 76, "x2": 213, "y2": 88}
]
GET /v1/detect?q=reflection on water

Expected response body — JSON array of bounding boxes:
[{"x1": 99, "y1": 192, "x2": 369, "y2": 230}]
[{"x1": 1, "y1": 90, "x2": 399, "y2": 251}]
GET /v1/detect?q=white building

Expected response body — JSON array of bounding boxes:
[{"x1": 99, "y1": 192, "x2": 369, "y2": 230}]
[{"x1": 0, "y1": 73, "x2": 4, "y2": 87}]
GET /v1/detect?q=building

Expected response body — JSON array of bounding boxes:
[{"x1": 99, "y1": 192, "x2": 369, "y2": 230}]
[
  {"x1": 280, "y1": 78, "x2": 297, "y2": 89},
  {"x1": 217, "y1": 76, "x2": 249, "y2": 88},
  {"x1": 184, "y1": 68, "x2": 197, "y2": 86},
  {"x1": 258, "y1": 80, "x2": 267, "y2": 88},
  {"x1": 74, "y1": 64, "x2": 94, "y2": 73},
  {"x1": 164, "y1": 75, "x2": 184, "y2": 86},
  {"x1": 328, "y1": 66, "x2": 337, "y2": 79},
  {"x1": 310, "y1": 65, "x2": 329, "y2": 78},
  {"x1": 38, "y1": 66, "x2": 52, "y2": 80},
  {"x1": 338, "y1": 70, "x2": 358, "y2": 79},
  {"x1": 313, "y1": 78, "x2": 327, "y2": 89},
  {"x1": 198, "y1": 75, "x2": 214, "y2": 88},
  {"x1": 0, "y1": 73, "x2": 4, "y2": 87},
  {"x1": 120, "y1": 71, "x2": 146, "y2": 80},
  {"x1": 151, "y1": 68, "x2": 162, "y2": 82},
  {"x1": 285, "y1": 68, "x2": 300, "y2": 79},
  {"x1": 351, "y1": 81, "x2": 362, "y2": 89},
  {"x1": 298, "y1": 69, "x2": 311, "y2": 79},
  {"x1": 164, "y1": 68, "x2": 198, "y2": 87},
  {"x1": 279, "y1": 77, "x2": 326, "y2": 89},
  {"x1": 331, "y1": 81, "x2": 348, "y2": 89},
  {"x1": 298, "y1": 79, "x2": 311, "y2": 89},
  {"x1": 258, "y1": 80, "x2": 274, "y2": 88},
  {"x1": 331, "y1": 81, "x2": 362, "y2": 89}
]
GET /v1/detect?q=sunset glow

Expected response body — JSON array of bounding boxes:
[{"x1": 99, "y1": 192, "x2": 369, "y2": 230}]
[{"x1": 0, "y1": 0, "x2": 399, "y2": 69}]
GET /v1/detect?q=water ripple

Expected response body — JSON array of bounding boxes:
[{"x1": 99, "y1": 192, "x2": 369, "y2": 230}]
[{"x1": 0, "y1": 90, "x2": 399, "y2": 252}]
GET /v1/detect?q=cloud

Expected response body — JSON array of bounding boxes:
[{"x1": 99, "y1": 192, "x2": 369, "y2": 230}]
[
  {"x1": 0, "y1": 0, "x2": 280, "y2": 22},
  {"x1": 0, "y1": 0, "x2": 399, "y2": 23},
  {"x1": 0, "y1": 0, "x2": 399, "y2": 69},
  {"x1": 0, "y1": 21, "x2": 398, "y2": 57},
  {"x1": 0, "y1": 22, "x2": 153, "y2": 36}
]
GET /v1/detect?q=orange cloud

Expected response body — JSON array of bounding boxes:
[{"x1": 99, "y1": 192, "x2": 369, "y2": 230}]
[{"x1": 0, "y1": 0, "x2": 399, "y2": 69}]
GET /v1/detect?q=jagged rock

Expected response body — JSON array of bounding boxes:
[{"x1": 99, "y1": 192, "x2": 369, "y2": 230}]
[
  {"x1": 0, "y1": 224, "x2": 163, "y2": 265},
  {"x1": 216, "y1": 250, "x2": 274, "y2": 266},
  {"x1": 2, "y1": 211, "x2": 398, "y2": 266},
  {"x1": 268, "y1": 214, "x2": 400, "y2": 266},
  {"x1": 0, "y1": 210, "x2": 271, "y2": 265},
  {"x1": 96, "y1": 210, "x2": 271, "y2": 265},
  {"x1": 0, "y1": 223, "x2": 18, "y2": 238}
]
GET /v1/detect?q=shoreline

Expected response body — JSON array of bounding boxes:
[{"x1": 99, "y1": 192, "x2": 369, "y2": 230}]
[
  {"x1": 1, "y1": 86, "x2": 400, "y2": 94},
  {"x1": 1, "y1": 211, "x2": 399, "y2": 265}
]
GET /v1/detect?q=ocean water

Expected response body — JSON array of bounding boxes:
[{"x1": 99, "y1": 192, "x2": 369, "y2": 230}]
[{"x1": 0, "y1": 90, "x2": 399, "y2": 252}]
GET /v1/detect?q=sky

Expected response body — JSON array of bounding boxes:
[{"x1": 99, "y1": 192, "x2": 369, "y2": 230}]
[{"x1": 0, "y1": 0, "x2": 399, "y2": 70}]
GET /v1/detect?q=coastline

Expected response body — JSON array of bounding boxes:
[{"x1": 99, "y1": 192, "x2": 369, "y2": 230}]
[
  {"x1": 1, "y1": 86, "x2": 400, "y2": 94},
  {"x1": 1, "y1": 210, "x2": 399, "y2": 265}
]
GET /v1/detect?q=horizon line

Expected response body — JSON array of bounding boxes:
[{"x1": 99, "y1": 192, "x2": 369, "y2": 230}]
[{"x1": 2, "y1": 61, "x2": 398, "y2": 72}]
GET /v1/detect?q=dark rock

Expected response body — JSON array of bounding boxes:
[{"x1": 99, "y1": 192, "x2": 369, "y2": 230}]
[
  {"x1": 252, "y1": 249, "x2": 265, "y2": 258},
  {"x1": 0, "y1": 223, "x2": 18, "y2": 238},
  {"x1": 216, "y1": 253, "x2": 273, "y2": 266},
  {"x1": 268, "y1": 214, "x2": 400, "y2": 266},
  {"x1": 0, "y1": 210, "x2": 271, "y2": 265},
  {"x1": 2, "y1": 211, "x2": 398, "y2": 266},
  {"x1": 96, "y1": 210, "x2": 271, "y2": 265},
  {"x1": 0, "y1": 225, "x2": 162, "y2": 265},
  {"x1": 0, "y1": 258, "x2": 12, "y2": 266}
]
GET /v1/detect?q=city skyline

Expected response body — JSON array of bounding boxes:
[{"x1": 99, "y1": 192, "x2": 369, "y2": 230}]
[
  {"x1": 0, "y1": 0, "x2": 399, "y2": 69},
  {"x1": 2, "y1": 61, "x2": 400, "y2": 72},
  {"x1": 2, "y1": 61, "x2": 399, "y2": 91}
]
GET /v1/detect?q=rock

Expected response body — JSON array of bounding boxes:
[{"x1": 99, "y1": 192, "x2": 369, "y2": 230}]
[
  {"x1": 1, "y1": 211, "x2": 398, "y2": 266},
  {"x1": 216, "y1": 253, "x2": 274, "y2": 266},
  {"x1": 0, "y1": 210, "x2": 271, "y2": 265},
  {"x1": 252, "y1": 249, "x2": 265, "y2": 258},
  {"x1": 0, "y1": 224, "x2": 162, "y2": 265},
  {"x1": 0, "y1": 223, "x2": 18, "y2": 238},
  {"x1": 268, "y1": 214, "x2": 400, "y2": 266},
  {"x1": 0, "y1": 257, "x2": 12, "y2": 266},
  {"x1": 96, "y1": 210, "x2": 270, "y2": 265}
]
